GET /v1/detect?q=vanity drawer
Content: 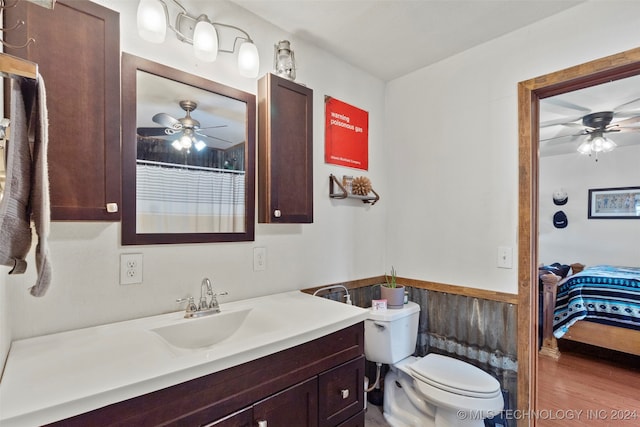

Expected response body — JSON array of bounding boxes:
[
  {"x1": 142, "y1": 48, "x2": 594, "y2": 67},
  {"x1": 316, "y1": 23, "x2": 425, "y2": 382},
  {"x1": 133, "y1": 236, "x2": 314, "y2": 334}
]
[{"x1": 318, "y1": 355, "x2": 365, "y2": 427}]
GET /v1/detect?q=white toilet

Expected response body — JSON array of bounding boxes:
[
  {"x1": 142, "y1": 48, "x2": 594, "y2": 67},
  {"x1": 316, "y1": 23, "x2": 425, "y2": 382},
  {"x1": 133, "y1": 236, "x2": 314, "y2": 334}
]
[{"x1": 365, "y1": 301, "x2": 503, "y2": 427}]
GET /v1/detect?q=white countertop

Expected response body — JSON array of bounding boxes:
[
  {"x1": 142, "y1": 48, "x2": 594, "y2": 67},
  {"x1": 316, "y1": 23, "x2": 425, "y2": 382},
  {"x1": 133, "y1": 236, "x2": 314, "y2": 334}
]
[{"x1": 0, "y1": 291, "x2": 368, "y2": 427}]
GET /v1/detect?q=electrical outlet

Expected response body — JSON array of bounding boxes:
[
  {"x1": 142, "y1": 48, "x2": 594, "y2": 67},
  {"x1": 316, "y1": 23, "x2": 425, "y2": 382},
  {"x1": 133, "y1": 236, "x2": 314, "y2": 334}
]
[
  {"x1": 253, "y1": 247, "x2": 266, "y2": 271},
  {"x1": 120, "y1": 253, "x2": 143, "y2": 285}
]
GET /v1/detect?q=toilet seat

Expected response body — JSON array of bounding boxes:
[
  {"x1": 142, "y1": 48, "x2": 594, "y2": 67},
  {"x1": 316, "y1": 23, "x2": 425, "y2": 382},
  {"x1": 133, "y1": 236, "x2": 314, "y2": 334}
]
[{"x1": 409, "y1": 354, "x2": 501, "y2": 399}]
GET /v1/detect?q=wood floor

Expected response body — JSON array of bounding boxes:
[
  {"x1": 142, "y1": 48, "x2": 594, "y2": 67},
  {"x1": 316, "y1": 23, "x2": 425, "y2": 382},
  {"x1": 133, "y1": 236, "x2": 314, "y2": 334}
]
[{"x1": 536, "y1": 341, "x2": 640, "y2": 427}]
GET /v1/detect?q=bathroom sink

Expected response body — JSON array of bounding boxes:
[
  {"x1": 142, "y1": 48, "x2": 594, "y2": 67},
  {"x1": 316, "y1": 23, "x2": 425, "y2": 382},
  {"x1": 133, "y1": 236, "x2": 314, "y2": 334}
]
[{"x1": 151, "y1": 308, "x2": 252, "y2": 349}]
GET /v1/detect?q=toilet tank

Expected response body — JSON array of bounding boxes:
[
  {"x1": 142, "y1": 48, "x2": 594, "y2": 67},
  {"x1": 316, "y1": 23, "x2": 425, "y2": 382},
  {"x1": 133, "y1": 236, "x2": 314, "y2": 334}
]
[{"x1": 364, "y1": 301, "x2": 420, "y2": 364}]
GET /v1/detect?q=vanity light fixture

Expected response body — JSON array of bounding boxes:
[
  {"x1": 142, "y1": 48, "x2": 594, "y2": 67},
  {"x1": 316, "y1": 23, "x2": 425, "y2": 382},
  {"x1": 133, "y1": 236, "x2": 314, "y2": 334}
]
[{"x1": 136, "y1": 0, "x2": 260, "y2": 78}]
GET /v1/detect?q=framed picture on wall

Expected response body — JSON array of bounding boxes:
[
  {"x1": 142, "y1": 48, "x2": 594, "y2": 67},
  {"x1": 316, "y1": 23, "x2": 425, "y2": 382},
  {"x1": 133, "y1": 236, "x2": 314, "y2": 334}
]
[{"x1": 588, "y1": 186, "x2": 640, "y2": 219}]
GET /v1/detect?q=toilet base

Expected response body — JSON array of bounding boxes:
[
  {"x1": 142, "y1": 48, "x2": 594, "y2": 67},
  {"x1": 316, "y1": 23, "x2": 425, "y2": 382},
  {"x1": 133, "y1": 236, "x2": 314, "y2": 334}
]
[{"x1": 383, "y1": 362, "x2": 496, "y2": 427}]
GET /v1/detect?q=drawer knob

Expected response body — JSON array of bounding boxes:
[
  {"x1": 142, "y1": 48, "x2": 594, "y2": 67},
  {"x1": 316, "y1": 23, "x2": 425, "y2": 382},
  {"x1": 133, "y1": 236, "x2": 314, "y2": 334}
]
[
  {"x1": 274, "y1": 209, "x2": 281, "y2": 218},
  {"x1": 341, "y1": 388, "x2": 349, "y2": 399},
  {"x1": 257, "y1": 421, "x2": 267, "y2": 427}
]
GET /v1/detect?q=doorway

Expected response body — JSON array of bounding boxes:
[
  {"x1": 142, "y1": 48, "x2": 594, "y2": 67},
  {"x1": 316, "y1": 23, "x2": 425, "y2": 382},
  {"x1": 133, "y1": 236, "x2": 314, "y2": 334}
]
[{"x1": 516, "y1": 46, "x2": 640, "y2": 424}]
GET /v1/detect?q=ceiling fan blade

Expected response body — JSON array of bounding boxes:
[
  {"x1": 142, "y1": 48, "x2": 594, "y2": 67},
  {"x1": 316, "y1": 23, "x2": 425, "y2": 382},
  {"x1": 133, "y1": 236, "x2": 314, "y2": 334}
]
[
  {"x1": 613, "y1": 96, "x2": 640, "y2": 112},
  {"x1": 540, "y1": 131, "x2": 585, "y2": 143},
  {"x1": 539, "y1": 117, "x2": 584, "y2": 129},
  {"x1": 196, "y1": 131, "x2": 236, "y2": 145},
  {"x1": 137, "y1": 127, "x2": 171, "y2": 137},
  {"x1": 152, "y1": 112, "x2": 183, "y2": 130},
  {"x1": 612, "y1": 116, "x2": 640, "y2": 127},
  {"x1": 198, "y1": 124, "x2": 228, "y2": 130}
]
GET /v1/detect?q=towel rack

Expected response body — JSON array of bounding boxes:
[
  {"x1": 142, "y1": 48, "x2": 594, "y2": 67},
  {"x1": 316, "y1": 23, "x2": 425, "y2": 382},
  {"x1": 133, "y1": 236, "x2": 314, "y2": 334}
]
[{"x1": 0, "y1": 52, "x2": 37, "y2": 80}]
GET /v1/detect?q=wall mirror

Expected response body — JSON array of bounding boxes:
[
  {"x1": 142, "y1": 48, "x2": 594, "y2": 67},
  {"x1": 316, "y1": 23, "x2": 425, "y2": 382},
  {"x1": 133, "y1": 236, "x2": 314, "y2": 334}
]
[
  {"x1": 517, "y1": 47, "x2": 640, "y2": 416},
  {"x1": 121, "y1": 53, "x2": 255, "y2": 244}
]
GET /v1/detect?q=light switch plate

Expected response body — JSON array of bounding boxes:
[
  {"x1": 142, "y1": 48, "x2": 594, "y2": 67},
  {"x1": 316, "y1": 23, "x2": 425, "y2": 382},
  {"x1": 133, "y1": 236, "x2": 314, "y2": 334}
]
[
  {"x1": 253, "y1": 247, "x2": 266, "y2": 271},
  {"x1": 497, "y1": 246, "x2": 513, "y2": 269}
]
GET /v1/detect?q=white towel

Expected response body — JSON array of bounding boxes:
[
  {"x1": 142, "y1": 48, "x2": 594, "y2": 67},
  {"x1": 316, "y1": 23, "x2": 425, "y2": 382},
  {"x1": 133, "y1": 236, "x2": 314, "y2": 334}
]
[{"x1": 0, "y1": 73, "x2": 51, "y2": 296}]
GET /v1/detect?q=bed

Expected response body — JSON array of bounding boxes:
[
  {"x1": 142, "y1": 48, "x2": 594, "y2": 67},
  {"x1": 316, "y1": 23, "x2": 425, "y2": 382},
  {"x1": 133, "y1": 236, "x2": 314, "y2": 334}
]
[{"x1": 539, "y1": 264, "x2": 640, "y2": 359}]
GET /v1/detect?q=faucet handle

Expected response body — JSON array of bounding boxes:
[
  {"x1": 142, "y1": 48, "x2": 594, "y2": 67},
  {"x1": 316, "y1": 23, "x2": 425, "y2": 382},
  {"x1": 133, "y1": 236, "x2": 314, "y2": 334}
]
[{"x1": 176, "y1": 297, "x2": 197, "y2": 313}]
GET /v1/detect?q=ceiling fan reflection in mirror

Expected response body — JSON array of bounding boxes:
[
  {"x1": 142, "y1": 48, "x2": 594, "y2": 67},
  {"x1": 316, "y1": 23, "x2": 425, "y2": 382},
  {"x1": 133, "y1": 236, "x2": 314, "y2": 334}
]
[
  {"x1": 540, "y1": 96, "x2": 640, "y2": 160},
  {"x1": 139, "y1": 100, "x2": 231, "y2": 152}
]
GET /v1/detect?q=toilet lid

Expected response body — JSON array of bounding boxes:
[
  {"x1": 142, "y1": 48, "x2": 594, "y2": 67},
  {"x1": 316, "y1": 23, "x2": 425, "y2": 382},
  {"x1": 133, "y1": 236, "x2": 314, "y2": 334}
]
[{"x1": 409, "y1": 354, "x2": 500, "y2": 398}]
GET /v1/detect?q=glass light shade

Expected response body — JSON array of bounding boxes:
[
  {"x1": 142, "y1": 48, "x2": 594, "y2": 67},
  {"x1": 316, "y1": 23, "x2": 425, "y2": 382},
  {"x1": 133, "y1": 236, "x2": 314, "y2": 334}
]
[
  {"x1": 238, "y1": 41, "x2": 260, "y2": 78},
  {"x1": 194, "y1": 140, "x2": 207, "y2": 151},
  {"x1": 171, "y1": 140, "x2": 183, "y2": 151},
  {"x1": 577, "y1": 135, "x2": 617, "y2": 156},
  {"x1": 193, "y1": 20, "x2": 218, "y2": 62},
  {"x1": 137, "y1": 0, "x2": 167, "y2": 43},
  {"x1": 600, "y1": 136, "x2": 616, "y2": 152}
]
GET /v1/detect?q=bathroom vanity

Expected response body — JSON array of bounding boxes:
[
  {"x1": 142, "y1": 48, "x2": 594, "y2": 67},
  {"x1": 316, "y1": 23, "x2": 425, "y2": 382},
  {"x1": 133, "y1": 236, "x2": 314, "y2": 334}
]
[{"x1": 0, "y1": 291, "x2": 367, "y2": 426}]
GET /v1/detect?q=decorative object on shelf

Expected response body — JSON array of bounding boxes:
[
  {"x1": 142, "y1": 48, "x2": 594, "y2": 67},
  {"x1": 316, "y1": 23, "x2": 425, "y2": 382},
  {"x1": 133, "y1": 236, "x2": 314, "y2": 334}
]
[
  {"x1": 588, "y1": 186, "x2": 640, "y2": 219},
  {"x1": 381, "y1": 266, "x2": 405, "y2": 309},
  {"x1": 351, "y1": 176, "x2": 371, "y2": 196},
  {"x1": 342, "y1": 175, "x2": 353, "y2": 193},
  {"x1": 136, "y1": 0, "x2": 260, "y2": 78},
  {"x1": 274, "y1": 40, "x2": 296, "y2": 81},
  {"x1": 329, "y1": 174, "x2": 379, "y2": 205}
]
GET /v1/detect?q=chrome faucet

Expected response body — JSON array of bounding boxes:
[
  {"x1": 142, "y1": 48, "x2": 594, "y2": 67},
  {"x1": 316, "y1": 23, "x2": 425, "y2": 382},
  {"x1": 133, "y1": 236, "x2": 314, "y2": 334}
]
[
  {"x1": 200, "y1": 278, "x2": 214, "y2": 310},
  {"x1": 177, "y1": 277, "x2": 227, "y2": 318}
]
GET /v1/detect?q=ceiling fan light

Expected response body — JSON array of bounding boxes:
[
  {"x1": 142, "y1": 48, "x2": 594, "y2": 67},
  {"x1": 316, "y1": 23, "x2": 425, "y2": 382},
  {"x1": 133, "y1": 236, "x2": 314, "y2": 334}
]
[
  {"x1": 193, "y1": 19, "x2": 219, "y2": 62},
  {"x1": 179, "y1": 134, "x2": 192, "y2": 149},
  {"x1": 194, "y1": 140, "x2": 207, "y2": 151},
  {"x1": 171, "y1": 140, "x2": 183, "y2": 151},
  {"x1": 238, "y1": 41, "x2": 260, "y2": 78},
  {"x1": 577, "y1": 140, "x2": 592, "y2": 155},
  {"x1": 601, "y1": 136, "x2": 616, "y2": 152},
  {"x1": 137, "y1": 0, "x2": 167, "y2": 43}
]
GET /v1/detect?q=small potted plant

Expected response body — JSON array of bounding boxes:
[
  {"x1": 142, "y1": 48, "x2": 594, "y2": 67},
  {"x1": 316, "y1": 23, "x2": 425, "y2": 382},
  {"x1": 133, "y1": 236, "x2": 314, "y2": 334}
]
[{"x1": 380, "y1": 266, "x2": 405, "y2": 309}]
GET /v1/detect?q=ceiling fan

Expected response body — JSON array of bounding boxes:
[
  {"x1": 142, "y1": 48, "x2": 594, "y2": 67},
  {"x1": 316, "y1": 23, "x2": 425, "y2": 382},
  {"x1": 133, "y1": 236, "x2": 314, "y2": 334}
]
[
  {"x1": 138, "y1": 100, "x2": 232, "y2": 151},
  {"x1": 540, "y1": 98, "x2": 640, "y2": 158}
]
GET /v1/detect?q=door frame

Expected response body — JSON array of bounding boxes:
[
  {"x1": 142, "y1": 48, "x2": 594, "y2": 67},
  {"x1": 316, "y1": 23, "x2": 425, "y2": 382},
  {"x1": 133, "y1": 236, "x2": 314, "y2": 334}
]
[{"x1": 516, "y1": 46, "x2": 640, "y2": 425}]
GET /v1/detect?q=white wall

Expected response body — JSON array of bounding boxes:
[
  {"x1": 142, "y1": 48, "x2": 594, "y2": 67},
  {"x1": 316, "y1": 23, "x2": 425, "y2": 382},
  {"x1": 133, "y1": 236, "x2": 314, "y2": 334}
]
[
  {"x1": 3, "y1": 0, "x2": 640, "y2": 347},
  {"x1": 385, "y1": 1, "x2": 640, "y2": 293},
  {"x1": 540, "y1": 145, "x2": 640, "y2": 267},
  {"x1": 4, "y1": 0, "x2": 387, "y2": 341}
]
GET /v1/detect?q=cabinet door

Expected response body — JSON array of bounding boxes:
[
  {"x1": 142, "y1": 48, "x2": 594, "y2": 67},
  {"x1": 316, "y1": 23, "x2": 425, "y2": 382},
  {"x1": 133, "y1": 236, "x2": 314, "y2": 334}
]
[
  {"x1": 205, "y1": 407, "x2": 253, "y2": 427},
  {"x1": 253, "y1": 377, "x2": 318, "y2": 427},
  {"x1": 258, "y1": 73, "x2": 313, "y2": 223},
  {"x1": 5, "y1": 0, "x2": 121, "y2": 220},
  {"x1": 319, "y1": 356, "x2": 365, "y2": 427}
]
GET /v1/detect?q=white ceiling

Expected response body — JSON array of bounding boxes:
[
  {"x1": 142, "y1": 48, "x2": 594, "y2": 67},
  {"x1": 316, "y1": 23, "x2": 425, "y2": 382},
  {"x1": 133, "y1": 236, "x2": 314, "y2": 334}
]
[{"x1": 230, "y1": 0, "x2": 583, "y2": 81}]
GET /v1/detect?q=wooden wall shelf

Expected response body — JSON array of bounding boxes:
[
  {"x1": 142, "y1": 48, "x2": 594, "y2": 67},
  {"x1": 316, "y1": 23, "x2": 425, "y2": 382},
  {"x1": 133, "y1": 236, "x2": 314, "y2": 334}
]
[{"x1": 329, "y1": 174, "x2": 380, "y2": 205}]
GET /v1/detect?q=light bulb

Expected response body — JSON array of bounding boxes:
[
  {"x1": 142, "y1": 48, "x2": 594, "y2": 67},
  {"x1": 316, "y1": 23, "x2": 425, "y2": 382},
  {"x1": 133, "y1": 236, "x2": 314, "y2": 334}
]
[
  {"x1": 171, "y1": 140, "x2": 183, "y2": 151},
  {"x1": 238, "y1": 41, "x2": 260, "y2": 78},
  {"x1": 137, "y1": 0, "x2": 167, "y2": 43},
  {"x1": 194, "y1": 140, "x2": 206, "y2": 151},
  {"x1": 193, "y1": 20, "x2": 218, "y2": 62}
]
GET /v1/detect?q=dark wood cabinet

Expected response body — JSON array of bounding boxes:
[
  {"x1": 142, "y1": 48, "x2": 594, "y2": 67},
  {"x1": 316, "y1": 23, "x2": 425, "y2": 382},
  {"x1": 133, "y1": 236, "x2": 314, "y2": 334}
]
[
  {"x1": 4, "y1": 0, "x2": 121, "y2": 220},
  {"x1": 258, "y1": 73, "x2": 313, "y2": 223},
  {"x1": 254, "y1": 377, "x2": 319, "y2": 426},
  {"x1": 48, "y1": 323, "x2": 364, "y2": 427}
]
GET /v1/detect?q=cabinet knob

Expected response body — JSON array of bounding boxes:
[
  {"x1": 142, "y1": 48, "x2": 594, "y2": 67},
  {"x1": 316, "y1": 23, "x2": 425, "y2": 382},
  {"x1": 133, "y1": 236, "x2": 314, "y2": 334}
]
[
  {"x1": 106, "y1": 202, "x2": 118, "y2": 213},
  {"x1": 341, "y1": 388, "x2": 350, "y2": 399},
  {"x1": 273, "y1": 209, "x2": 281, "y2": 218},
  {"x1": 257, "y1": 421, "x2": 268, "y2": 427}
]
